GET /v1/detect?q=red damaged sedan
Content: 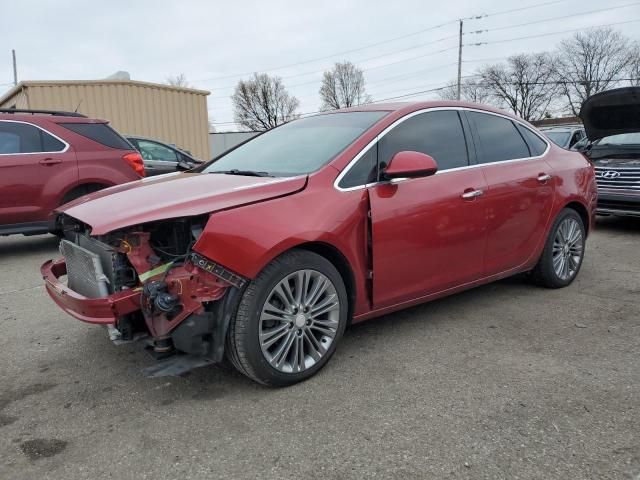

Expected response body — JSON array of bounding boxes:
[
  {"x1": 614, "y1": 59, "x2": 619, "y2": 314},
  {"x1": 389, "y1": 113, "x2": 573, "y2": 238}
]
[{"x1": 42, "y1": 101, "x2": 597, "y2": 386}]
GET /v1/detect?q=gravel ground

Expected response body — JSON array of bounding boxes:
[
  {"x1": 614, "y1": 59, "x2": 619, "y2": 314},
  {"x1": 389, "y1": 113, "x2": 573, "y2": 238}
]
[{"x1": 0, "y1": 217, "x2": 638, "y2": 480}]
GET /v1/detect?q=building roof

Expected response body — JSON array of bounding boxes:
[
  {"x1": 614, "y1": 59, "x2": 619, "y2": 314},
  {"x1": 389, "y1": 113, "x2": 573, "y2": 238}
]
[{"x1": 0, "y1": 79, "x2": 210, "y2": 104}]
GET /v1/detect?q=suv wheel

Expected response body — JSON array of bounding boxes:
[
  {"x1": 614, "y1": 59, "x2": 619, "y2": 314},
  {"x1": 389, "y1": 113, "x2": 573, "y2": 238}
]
[
  {"x1": 226, "y1": 250, "x2": 348, "y2": 386},
  {"x1": 532, "y1": 208, "x2": 586, "y2": 288}
]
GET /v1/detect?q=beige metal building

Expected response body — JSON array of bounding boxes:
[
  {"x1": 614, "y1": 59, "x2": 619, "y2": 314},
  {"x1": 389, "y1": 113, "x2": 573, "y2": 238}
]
[{"x1": 0, "y1": 80, "x2": 211, "y2": 159}]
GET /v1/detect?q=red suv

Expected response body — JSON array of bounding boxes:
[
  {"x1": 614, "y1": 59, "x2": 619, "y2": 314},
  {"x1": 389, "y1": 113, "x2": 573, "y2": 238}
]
[
  {"x1": 0, "y1": 109, "x2": 144, "y2": 236},
  {"x1": 42, "y1": 101, "x2": 597, "y2": 386}
]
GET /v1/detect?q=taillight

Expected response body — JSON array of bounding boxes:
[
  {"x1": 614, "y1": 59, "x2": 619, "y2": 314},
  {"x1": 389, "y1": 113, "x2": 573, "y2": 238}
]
[{"x1": 122, "y1": 152, "x2": 145, "y2": 177}]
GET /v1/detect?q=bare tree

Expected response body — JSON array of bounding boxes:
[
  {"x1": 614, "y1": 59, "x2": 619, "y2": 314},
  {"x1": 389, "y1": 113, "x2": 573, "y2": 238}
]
[
  {"x1": 438, "y1": 78, "x2": 491, "y2": 104},
  {"x1": 319, "y1": 61, "x2": 372, "y2": 111},
  {"x1": 478, "y1": 53, "x2": 559, "y2": 121},
  {"x1": 232, "y1": 73, "x2": 300, "y2": 131},
  {"x1": 554, "y1": 28, "x2": 635, "y2": 115},
  {"x1": 166, "y1": 73, "x2": 190, "y2": 88},
  {"x1": 627, "y1": 42, "x2": 640, "y2": 86}
]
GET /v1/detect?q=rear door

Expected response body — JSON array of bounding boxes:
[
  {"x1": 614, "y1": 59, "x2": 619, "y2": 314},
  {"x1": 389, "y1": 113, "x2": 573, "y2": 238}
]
[
  {"x1": 134, "y1": 139, "x2": 180, "y2": 176},
  {"x1": 465, "y1": 111, "x2": 555, "y2": 276},
  {"x1": 367, "y1": 110, "x2": 488, "y2": 308},
  {"x1": 0, "y1": 120, "x2": 77, "y2": 226}
]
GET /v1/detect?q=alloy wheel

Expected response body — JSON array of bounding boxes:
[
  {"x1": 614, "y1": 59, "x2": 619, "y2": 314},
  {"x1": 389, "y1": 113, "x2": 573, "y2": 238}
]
[
  {"x1": 552, "y1": 217, "x2": 583, "y2": 281},
  {"x1": 259, "y1": 269, "x2": 340, "y2": 374}
]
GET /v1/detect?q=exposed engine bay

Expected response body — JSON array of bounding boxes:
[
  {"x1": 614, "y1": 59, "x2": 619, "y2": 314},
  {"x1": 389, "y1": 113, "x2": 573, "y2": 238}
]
[{"x1": 57, "y1": 214, "x2": 246, "y2": 376}]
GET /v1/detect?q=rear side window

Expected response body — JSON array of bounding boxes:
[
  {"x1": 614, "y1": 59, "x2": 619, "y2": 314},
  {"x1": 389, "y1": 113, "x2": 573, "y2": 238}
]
[
  {"x1": 61, "y1": 123, "x2": 132, "y2": 150},
  {"x1": 378, "y1": 110, "x2": 469, "y2": 171},
  {"x1": 468, "y1": 112, "x2": 530, "y2": 163},
  {"x1": 516, "y1": 124, "x2": 547, "y2": 156},
  {"x1": 0, "y1": 121, "x2": 65, "y2": 154}
]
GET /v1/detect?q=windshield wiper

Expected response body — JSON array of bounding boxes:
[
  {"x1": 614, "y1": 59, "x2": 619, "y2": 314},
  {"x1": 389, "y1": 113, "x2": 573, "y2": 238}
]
[{"x1": 209, "y1": 169, "x2": 273, "y2": 177}]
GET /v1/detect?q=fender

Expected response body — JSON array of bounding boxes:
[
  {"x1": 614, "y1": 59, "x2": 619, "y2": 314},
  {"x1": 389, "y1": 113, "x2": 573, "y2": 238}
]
[{"x1": 193, "y1": 169, "x2": 372, "y2": 316}]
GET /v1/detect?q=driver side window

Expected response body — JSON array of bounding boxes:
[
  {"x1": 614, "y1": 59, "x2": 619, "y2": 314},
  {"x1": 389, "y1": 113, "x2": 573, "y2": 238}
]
[
  {"x1": 137, "y1": 140, "x2": 178, "y2": 162},
  {"x1": 378, "y1": 110, "x2": 469, "y2": 172}
]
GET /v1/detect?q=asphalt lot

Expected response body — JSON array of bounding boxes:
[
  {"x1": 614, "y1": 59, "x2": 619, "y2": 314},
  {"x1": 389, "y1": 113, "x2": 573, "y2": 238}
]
[{"x1": 0, "y1": 217, "x2": 638, "y2": 480}]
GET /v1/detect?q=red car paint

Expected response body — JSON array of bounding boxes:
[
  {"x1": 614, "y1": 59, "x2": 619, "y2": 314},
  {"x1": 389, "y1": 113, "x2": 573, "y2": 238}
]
[
  {"x1": 0, "y1": 111, "x2": 142, "y2": 235},
  {"x1": 43, "y1": 101, "x2": 596, "y2": 336},
  {"x1": 59, "y1": 172, "x2": 308, "y2": 235}
]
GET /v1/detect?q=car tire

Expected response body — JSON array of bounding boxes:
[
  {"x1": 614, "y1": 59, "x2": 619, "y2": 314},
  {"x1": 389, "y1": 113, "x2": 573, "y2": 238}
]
[
  {"x1": 531, "y1": 208, "x2": 586, "y2": 288},
  {"x1": 226, "y1": 249, "x2": 348, "y2": 387}
]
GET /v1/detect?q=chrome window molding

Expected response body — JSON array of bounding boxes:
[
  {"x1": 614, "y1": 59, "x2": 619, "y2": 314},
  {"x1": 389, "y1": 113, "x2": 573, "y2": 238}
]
[
  {"x1": 0, "y1": 119, "x2": 70, "y2": 156},
  {"x1": 333, "y1": 106, "x2": 550, "y2": 192}
]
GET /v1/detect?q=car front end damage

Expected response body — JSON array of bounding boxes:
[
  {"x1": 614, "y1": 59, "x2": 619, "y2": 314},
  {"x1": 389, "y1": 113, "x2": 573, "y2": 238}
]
[{"x1": 41, "y1": 214, "x2": 247, "y2": 376}]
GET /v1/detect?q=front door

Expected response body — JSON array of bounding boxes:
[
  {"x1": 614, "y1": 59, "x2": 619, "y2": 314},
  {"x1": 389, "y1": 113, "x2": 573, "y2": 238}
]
[
  {"x1": 0, "y1": 120, "x2": 77, "y2": 226},
  {"x1": 368, "y1": 110, "x2": 487, "y2": 309}
]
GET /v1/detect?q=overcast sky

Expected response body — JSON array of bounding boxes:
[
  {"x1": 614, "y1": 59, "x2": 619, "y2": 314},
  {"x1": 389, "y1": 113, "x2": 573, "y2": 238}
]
[{"x1": 1, "y1": 0, "x2": 638, "y2": 130}]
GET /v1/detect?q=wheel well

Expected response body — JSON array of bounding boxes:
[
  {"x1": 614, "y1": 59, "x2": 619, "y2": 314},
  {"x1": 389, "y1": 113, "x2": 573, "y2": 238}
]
[
  {"x1": 295, "y1": 242, "x2": 356, "y2": 324},
  {"x1": 564, "y1": 201, "x2": 590, "y2": 235},
  {"x1": 61, "y1": 183, "x2": 109, "y2": 205}
]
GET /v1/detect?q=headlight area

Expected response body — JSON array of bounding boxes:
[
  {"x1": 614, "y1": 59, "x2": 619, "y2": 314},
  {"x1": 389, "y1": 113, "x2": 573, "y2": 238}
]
[{"x1": 53, "y1": 215, "x2": 248, "y2": 377}]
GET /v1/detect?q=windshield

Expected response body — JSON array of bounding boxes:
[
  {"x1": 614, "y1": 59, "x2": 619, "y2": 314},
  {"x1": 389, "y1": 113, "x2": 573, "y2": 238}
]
[
  {"x1": 203, "y1": 111, "x2": 387, "y2": 176},
  {"x1": 544, "y1": 131, "x2": 570, "y2": 146},
  {"x1": 595, "y1": 132, "x2": 640, "y2": 146}
]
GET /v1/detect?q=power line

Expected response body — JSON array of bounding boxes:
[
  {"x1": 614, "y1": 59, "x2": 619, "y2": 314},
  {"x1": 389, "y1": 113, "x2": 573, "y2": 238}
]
[
  {"x1": 479, "y1": 1, "x2": 640, "y2": 34},
  {"x1": 207, "y1": 12, "x2": 640, "y2": 105},
  {"x1": 468, "y1": 18, "x2": 640, "y2": 46},
  {"x1": 193, "y1": 21, "x2": 458, "y2": 83},
  {"x1": 463, "y1": 0, "x2": 570, "y2": 21},
  {"x1": 204, "y1": 37, "x2": 458, "y2": 94},
  {"x1": 196, "y1": 0, "x2": 572, "y2": 85},
  {"x1": 205, "y1": 45, "x2": 459, "y2": 100}
]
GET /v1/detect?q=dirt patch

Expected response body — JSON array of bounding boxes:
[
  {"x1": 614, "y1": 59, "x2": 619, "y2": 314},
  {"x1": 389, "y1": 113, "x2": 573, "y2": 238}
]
[
  {"x1": 0, "y1": 382, "x2": 57, "y2": 411},
  {"x1": 0, "y1": 414, "x2": 18, "y2": 427},
  {"x1": 20, "y1": 438, "x2": 68, "y2": 460}
]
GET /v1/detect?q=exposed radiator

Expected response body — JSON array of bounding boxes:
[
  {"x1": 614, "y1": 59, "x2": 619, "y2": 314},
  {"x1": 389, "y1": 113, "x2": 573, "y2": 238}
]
[{"x1": 60, "y1": 240, "x2": 110, "y2": 298}]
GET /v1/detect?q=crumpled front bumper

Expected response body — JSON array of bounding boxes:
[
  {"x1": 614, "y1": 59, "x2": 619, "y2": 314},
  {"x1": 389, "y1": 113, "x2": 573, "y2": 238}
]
[{"x1": 41, "y1": 258, "x2": 140, "y2": 325}]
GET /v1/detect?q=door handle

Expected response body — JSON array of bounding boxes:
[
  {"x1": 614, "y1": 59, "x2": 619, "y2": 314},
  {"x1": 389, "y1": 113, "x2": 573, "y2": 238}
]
[
  {"x1": 537, "y1": 173, "x2": 552, "y2": 183},
  {"x1": 461, "y1": 189, "x2": 484, "y2": 200},
  {"x1": 39, "y1": 157, "x2": 62, "y2": 166}
]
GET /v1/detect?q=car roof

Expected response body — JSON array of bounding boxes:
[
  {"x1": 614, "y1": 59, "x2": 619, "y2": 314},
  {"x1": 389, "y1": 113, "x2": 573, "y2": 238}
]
[
  {"x1": 0, "y1": 112, "x2": 107, "y2": 124},
  {"x1": 318, "y1": 100, "x2": 541, "y2": 130}
]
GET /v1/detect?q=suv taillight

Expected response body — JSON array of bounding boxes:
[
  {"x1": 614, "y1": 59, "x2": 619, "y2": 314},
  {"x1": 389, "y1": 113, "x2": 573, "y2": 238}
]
[{"x1": 122, "y1": 152, "x2": 145, "y2": 177}]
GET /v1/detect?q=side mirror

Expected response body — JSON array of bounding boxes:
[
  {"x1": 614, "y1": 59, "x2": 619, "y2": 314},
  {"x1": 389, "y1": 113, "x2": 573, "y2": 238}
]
[
  {"x1": 384, "y1": 151, "x2": 438, "y2": 179},
  {"x1": 176, "y1": 160, "x2": 195, "y2": 171}
]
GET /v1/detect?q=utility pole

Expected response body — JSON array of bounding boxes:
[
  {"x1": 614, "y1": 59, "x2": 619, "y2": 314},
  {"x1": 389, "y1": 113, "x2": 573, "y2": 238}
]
[
  {"x1": 12, "y1": 50, "x2": 17, "y2": 86},
  {"x1": 456, "y1": 20, "x2": 463, "y2": 100}
]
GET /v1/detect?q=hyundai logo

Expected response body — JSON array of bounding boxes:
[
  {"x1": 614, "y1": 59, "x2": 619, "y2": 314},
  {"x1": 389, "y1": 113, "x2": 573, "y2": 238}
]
[{"x1": 602, "y1": 170, "x2": 621, "y2": 179}]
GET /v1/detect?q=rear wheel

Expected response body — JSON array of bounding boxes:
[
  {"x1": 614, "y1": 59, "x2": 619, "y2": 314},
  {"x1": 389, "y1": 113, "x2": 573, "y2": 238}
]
[
  {"x1": 532, "y1": 208, "x2": 585, "y2": 288},
  {"x1": 226, "y1": 250, "x2": 348, "y2": 386}
]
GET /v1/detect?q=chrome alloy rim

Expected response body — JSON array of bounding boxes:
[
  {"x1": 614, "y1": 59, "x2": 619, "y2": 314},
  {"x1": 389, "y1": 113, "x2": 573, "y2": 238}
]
[
  {"x1": 552, "y1": 217, "x2": 583, "y2": 281},
  {"x1": 259, "y1": 270, "x2": 340, "y2": 374}
]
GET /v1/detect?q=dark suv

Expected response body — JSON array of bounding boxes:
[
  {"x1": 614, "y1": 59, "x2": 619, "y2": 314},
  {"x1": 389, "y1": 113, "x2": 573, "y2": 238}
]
[
  {"x1": 0, "y1": 109, "x2": 144, "y2": 235},
  {"x1": 580, "y1": 87, "x2": 640, "y2": 217}
]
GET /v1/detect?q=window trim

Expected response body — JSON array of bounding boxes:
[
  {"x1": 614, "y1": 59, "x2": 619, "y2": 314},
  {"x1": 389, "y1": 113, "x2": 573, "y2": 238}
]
[
  {"x1": 334, "y1": 106, "x2": 550, "y2": 192},
  {"x1": 0, "y1": 119, "x2": 69, "y2": 156}
]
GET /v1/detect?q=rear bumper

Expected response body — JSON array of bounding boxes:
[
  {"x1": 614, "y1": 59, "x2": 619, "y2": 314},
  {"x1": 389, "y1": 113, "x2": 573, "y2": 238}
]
[
  {"x1": 41, "y1": 258, "x2": 140, "y2": 325},
  {"x1": 596, "y1": 191, "x2": 640, "y2": 217}
]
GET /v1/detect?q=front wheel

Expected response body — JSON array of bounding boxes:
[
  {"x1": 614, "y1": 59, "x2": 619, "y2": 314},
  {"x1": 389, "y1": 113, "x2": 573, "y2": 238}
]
[
  {"x1": 531, "y1": 208, "x2": 586, "y2": 288},
  {"x1": 226, "y1": 250, "x2": 348, "y2": 386}
]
